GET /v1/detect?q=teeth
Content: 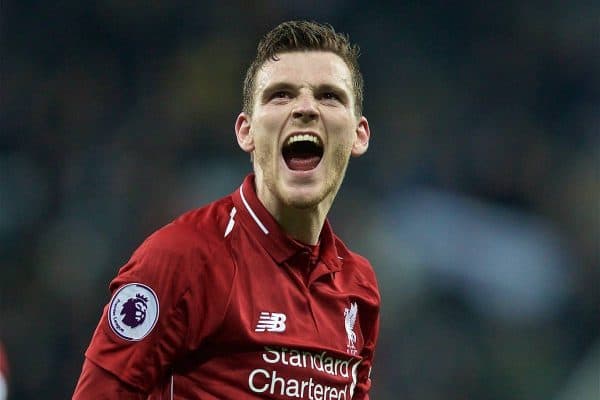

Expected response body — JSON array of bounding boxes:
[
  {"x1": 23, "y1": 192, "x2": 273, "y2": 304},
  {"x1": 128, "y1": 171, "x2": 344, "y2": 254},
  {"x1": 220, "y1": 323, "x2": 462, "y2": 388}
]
[{"x1": 285, "y1": 134, "x2": 322, "y2": 147}]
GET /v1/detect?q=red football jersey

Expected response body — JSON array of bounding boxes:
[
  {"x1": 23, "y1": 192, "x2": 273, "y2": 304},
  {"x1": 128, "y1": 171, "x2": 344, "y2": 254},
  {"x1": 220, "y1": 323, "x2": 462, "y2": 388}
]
[{"x1": 77, "y1": 174, "x2": 380, "y2": 399}]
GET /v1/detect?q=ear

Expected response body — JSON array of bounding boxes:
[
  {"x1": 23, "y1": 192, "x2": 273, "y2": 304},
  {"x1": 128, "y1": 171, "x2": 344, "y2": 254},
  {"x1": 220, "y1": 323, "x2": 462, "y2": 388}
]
[
  {"x1": 235, "y1": 112, "x2": 254, "y2": 153},
  {"x1": 351, "y1": 116, "x2": 370, "y2": 157}
]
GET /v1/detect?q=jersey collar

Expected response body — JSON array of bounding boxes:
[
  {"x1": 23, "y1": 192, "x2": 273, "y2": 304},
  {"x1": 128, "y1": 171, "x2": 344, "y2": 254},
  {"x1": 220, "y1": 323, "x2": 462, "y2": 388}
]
[{"x1": 231, "y1": 174, "x2": 342, "y2": 272}]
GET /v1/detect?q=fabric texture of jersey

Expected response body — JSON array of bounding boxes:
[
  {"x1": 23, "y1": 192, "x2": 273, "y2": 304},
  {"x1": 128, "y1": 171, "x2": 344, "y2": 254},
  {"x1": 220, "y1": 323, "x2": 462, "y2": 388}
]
[{"x1": 81, "y1": 174, "x2": 380, "y2": 399}]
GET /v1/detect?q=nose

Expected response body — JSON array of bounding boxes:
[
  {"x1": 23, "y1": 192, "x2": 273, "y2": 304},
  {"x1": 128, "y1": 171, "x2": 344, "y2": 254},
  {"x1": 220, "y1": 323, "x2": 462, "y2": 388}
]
[{"x1": 292, "y1": 94, "x2": 319, "y2": 122}]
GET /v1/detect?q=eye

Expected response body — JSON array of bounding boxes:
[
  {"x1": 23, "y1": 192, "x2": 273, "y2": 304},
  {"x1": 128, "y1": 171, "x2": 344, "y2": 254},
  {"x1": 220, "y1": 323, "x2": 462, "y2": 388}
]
[
  {"x1": 271, "y1": 91, "x2": 291, "y2": 100},
  {"x1": 320, "y1": 92, "x2": 341, "y2": 102}
]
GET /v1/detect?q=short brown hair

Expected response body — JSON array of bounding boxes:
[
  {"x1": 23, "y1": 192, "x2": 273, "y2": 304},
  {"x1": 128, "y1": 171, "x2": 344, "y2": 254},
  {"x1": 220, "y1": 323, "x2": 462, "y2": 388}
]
[{"x1": 243, "y1": 20, "x2": 363, "y2": 116}]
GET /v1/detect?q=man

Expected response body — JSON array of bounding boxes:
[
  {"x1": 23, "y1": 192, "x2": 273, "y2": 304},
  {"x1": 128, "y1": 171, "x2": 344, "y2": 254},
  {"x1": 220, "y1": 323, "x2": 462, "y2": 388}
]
[{"x1": 73, "y1": 20, "x2": 380, "y2": 399}]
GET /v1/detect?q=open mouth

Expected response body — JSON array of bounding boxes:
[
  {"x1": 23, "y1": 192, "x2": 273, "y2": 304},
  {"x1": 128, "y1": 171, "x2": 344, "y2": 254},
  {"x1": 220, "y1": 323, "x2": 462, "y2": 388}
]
[{"x1": 282, "y1": 134, "x2": 324, "y2": 171}]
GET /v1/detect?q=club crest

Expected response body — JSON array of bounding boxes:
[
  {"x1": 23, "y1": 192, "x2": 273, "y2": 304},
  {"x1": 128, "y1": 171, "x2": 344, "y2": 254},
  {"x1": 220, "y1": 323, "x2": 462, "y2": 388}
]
[
  {"x1": 344, "y1": 302, "x2": 358, "y2": 355},
  {"x1": 108, "y1": 283, "x2": 159, "y2": 341}
]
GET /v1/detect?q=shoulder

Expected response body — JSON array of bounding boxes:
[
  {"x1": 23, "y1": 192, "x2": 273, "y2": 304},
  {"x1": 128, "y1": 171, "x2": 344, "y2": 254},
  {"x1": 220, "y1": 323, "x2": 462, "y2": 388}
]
[
  {"x1": 174, "y1": 195, "x2": 235, "y2": 238},
  {"x1": 334, "y1": 236, "x2": 380, "y2": 301},
  {"x1": 334, "y1": 235, "x2": 375, "y2": 277},
  {"x1": 115, "y1": 195, "x2": 235, "y2": 283},
  {"x1": 138, "y1": 195, "x2": 234, "y2": 256}
]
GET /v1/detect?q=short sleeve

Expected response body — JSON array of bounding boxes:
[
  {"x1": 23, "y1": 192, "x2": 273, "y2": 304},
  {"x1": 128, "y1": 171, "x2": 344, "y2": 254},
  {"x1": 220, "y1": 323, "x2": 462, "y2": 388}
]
[{"x1": 83, "y1": 223, "x2": 231, "y2": 393}]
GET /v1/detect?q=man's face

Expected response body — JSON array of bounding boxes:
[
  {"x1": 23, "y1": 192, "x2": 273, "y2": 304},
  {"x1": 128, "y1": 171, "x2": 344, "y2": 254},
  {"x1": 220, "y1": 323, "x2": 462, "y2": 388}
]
[{"x1": 235, "y1": 51, "x2": 370, "y2": 211}]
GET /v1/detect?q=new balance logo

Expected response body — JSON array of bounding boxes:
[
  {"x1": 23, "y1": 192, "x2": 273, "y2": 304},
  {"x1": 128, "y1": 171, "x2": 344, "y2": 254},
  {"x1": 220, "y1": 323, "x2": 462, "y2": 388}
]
[{"x1": 255, "y1": 312, "x2": 287, "y2": 332}]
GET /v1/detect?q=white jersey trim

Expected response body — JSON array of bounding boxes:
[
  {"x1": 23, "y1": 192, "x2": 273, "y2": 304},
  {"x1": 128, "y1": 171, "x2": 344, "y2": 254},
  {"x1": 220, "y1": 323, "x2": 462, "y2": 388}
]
[
  {"x1": 239, "y1": 185, "x2": 269, "y2": 235},
  {"x1": 224, "y1": 207, "x2": 237, "y2": 237},
  {"x1": 170, "y1": 374, "x2": 174, "y2": 400}
]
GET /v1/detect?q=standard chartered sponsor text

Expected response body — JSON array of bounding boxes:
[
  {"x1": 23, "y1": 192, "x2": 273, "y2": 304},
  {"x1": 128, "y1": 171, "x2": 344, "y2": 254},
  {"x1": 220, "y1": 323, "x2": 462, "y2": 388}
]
[{"x1": 248, "y1": 346, "x2": 360, "y2": 399}]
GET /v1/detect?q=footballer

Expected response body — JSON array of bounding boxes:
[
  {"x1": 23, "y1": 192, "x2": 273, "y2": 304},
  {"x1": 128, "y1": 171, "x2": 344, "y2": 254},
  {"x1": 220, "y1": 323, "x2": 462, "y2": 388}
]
[{"x1": 73, "y1": 20, "x2": 380, "y2": 399}]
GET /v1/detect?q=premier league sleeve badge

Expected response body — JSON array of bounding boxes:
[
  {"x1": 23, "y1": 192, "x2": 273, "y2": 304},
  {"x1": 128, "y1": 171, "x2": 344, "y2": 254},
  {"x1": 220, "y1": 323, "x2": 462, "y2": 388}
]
[{"x1": 108, "y1": 283, "x2": 159, "y2": 341}]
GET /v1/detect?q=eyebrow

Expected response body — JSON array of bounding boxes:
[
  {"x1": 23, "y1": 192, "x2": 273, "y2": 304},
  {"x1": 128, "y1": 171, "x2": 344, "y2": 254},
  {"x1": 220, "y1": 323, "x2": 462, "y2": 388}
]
[
  {"x1": 315, "y1": 83, "x2": 350, "y2": 103},
  {"x1": 259, "y1": 82, "x2": 297, "y2": 102},
  {"x1": 259, "y1": 81, "x2": 351, "y2": 103}
]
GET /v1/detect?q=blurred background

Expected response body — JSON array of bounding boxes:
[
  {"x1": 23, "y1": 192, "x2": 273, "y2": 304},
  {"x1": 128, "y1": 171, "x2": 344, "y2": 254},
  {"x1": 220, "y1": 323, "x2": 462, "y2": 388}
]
[{"x1": 0, "y1": 1, "x2": 598, "y2": 399}]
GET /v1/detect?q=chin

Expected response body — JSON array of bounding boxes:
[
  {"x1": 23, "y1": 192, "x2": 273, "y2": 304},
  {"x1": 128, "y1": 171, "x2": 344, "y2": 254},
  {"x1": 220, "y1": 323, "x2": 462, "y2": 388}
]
[
  {"x1": 280, "y1": 173, "x2": 341, "y2": 210},
  {"x1": 287, "y1": 198, "x2": 321, "y2": 210},
  {"x1": 282, "y1": 188, "x2": 325, "y2": 210}
]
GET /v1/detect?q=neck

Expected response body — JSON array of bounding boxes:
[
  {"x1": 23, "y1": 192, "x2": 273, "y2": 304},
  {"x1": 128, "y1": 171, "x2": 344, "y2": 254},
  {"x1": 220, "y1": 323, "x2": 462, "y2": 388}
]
[
  {"x1": 256, "y1": 184, "x2": 334, "y2": 246},
  {"x1": 274, "y1": 203, "x2": 330, "y2": 246}
]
